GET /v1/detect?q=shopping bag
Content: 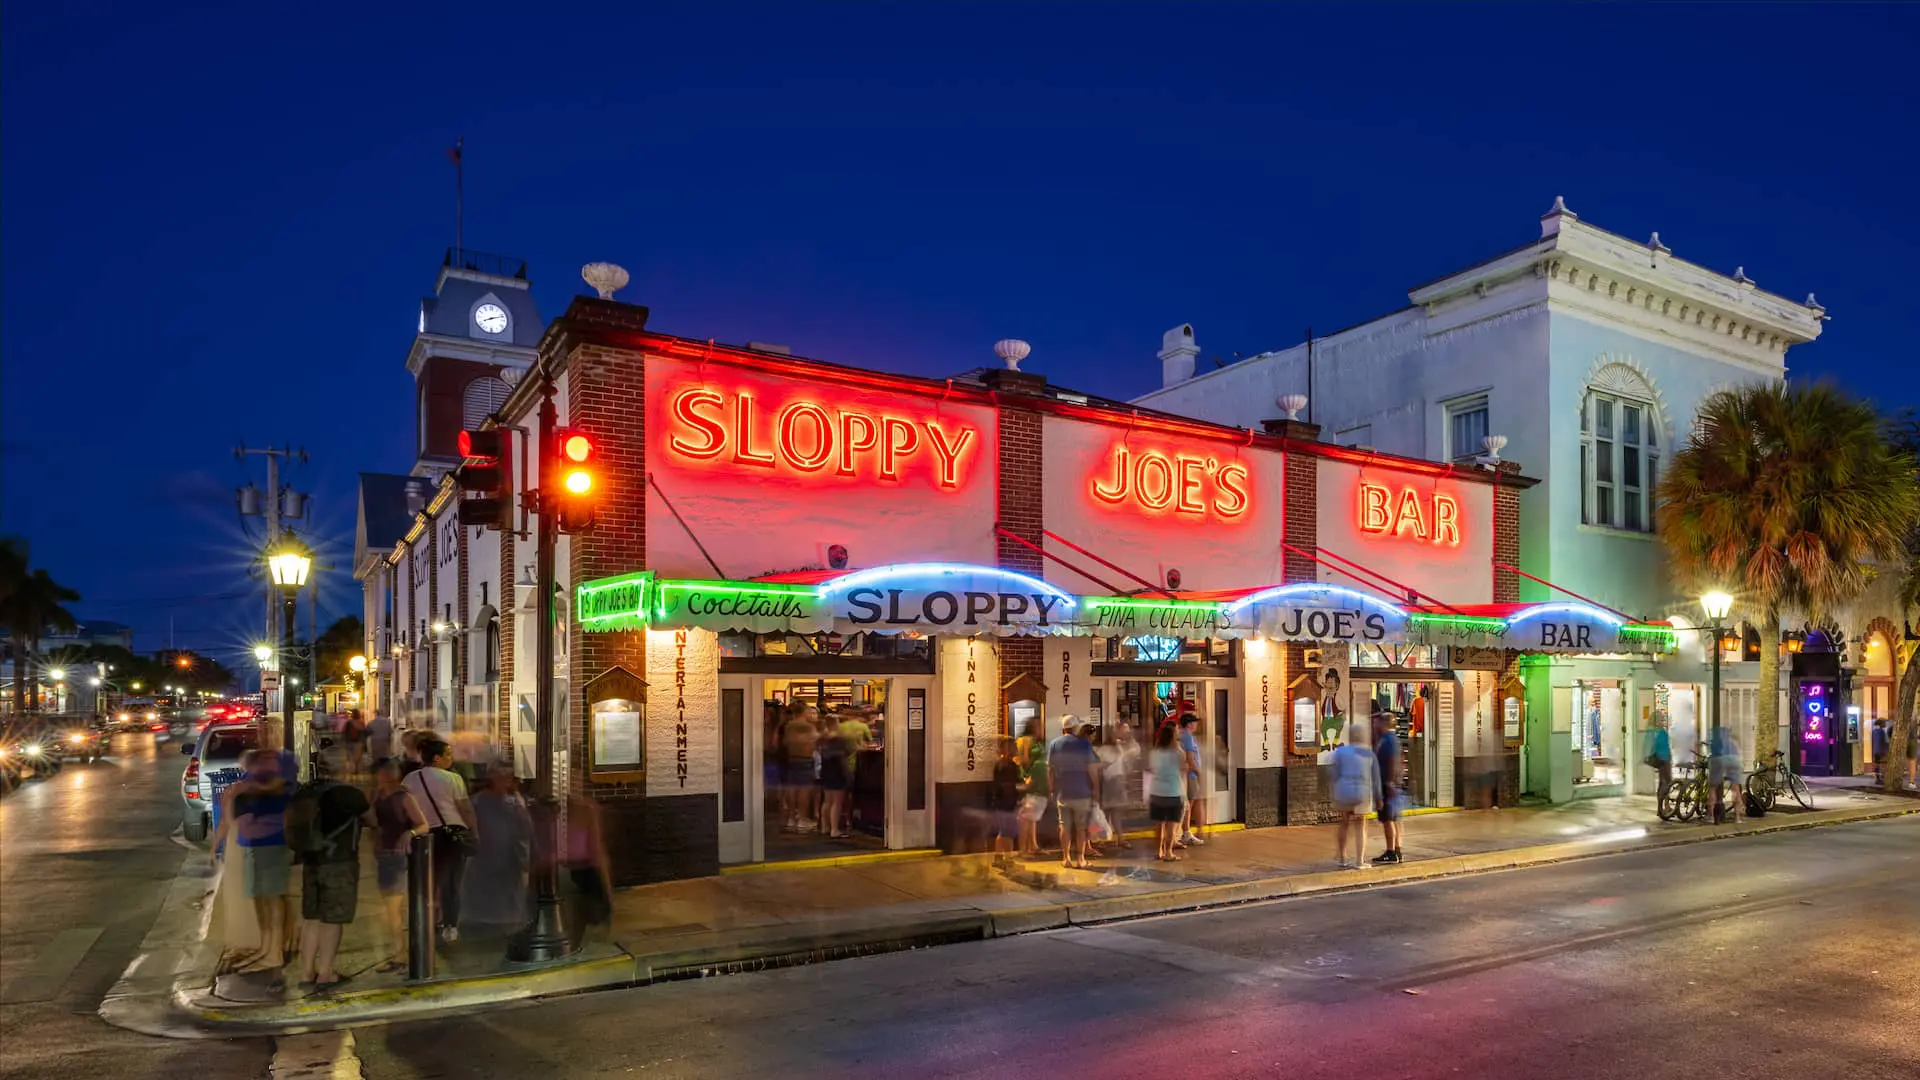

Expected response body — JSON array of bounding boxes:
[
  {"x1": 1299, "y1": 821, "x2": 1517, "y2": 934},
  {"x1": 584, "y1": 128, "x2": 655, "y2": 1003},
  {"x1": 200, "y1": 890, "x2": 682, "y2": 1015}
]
[{"x1": 1088, "y1": 805, "x2": 1113, "y2": 843}]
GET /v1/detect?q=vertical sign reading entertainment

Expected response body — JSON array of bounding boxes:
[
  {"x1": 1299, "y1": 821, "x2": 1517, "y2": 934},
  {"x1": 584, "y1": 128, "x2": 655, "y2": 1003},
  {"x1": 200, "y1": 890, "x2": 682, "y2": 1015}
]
[{"x1": 674, "y1": 630, "x2": 690, "y2": 788}]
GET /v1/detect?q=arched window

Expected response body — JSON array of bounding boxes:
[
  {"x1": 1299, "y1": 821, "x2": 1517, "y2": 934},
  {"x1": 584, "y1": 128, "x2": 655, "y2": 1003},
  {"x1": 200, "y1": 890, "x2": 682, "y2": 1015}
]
[
  {"x1": 462, "y1": 376, "x2": 512, "y2": 430},
  {"x1": 485, "y1": 615, "x2": 501, "y2": 682},
  {"x1": 1580, "y1": 367, "x2": 1662, "y2": 533}
]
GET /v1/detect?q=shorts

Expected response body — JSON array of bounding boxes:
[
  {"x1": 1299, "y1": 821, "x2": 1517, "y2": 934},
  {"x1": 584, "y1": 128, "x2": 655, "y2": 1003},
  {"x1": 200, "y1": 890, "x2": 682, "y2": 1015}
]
[
  {"x1": 1185, "y1": 774, "x2": 1200, "y2": 801},
  {"x1": 1709, "y1": 757, "x2": 1741, "y2": 787},
  {"x1": 302, "y1": 860, "x2": 360, "y2": 925},
  {"x1": 1056, "y1": 797, "x2": 1093, "y2": 832},
  {"x1": 1149, "y1": 795, "x2": 1184, "y2": 823},
  {"x1": 1378, "y1": 790, "x2": 1404, "y2": 822},
  {"x1": 819, "y1": 756, "x2": 849, "y2": 792},
  {"x1": 376, "y1": 851, "x2": 408, "y2": 895},
  {"x1": 1336, "y1": 797, "x2": 1374, "y2": 818},
  {"x1": 783, "y1": 759, "x2": 814, "y2": 786},
  {"x1": 241, "y1": 844, "x2": 292, "y2": 899}
]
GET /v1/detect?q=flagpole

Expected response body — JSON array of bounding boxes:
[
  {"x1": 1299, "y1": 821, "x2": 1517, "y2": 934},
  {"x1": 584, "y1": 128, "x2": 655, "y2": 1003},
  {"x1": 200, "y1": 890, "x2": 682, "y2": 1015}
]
[{"x1": 452, "y1": 136, "x2": 464, "y2": 265}]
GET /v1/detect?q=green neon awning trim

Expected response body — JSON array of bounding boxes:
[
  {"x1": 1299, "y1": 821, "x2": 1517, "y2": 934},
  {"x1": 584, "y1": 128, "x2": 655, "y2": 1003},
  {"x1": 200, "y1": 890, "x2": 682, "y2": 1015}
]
[
  {"x1": 1407, "y1": 613, "x2": 1508, "y2": 629},
  {"x1": 1081, "y1": 597, "x2": 1225, "y2": 612}
]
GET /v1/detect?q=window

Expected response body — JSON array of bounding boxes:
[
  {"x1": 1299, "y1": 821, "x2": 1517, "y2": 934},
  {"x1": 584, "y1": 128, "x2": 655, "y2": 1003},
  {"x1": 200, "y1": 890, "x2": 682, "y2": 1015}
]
[
  {"x1": 1580, "y1": 376, "x2": 1660, "y2": 533},
  {"x1": 1445, "y1": 395, "x2": 1489, "y2": 462},
  {"x1": 462, "y1": 377, "x2": 512, "y2": 430}
]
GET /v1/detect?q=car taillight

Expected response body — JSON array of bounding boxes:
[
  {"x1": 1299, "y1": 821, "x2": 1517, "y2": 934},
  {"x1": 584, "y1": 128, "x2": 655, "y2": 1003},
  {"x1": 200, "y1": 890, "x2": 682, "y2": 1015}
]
[{"x1": 184, "y1": 758, "x2": 200, "y2": 795}]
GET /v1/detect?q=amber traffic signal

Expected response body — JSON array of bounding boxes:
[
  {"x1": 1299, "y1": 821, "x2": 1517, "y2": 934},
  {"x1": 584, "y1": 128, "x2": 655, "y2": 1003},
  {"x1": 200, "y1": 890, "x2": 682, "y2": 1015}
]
[{"x1": 552, "y1": 427, "x2": 597, "y2": 533}]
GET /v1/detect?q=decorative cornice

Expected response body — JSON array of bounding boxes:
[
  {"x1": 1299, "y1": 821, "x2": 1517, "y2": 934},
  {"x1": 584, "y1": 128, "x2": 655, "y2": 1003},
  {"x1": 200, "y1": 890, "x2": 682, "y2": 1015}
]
[{"x1": 405, "y1": 333, "x2": 538, "y2": 378}]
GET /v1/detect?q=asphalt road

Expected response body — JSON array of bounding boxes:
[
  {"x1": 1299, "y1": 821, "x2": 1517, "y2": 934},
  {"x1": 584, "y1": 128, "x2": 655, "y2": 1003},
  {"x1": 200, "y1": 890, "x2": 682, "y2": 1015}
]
[
  {"x1": 0, "y1": 730, "x2": 269, "y2": 1080},
  {"x1": 355, "y1": 814, "x2": 1920, "y2": 1080}
]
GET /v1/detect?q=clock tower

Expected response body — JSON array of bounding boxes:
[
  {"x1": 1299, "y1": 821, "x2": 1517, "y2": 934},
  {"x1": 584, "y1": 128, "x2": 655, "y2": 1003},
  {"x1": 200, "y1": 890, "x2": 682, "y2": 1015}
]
[{"x1": 406, "y1": 248, "x2": 544, "y2": 478}]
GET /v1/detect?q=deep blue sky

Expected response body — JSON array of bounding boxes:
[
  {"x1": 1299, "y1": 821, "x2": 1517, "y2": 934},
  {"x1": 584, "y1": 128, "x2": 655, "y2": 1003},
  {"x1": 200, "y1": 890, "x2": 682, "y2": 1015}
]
[{"x1": 4, "y1": 2, "x2": 1916, "y2": 666}]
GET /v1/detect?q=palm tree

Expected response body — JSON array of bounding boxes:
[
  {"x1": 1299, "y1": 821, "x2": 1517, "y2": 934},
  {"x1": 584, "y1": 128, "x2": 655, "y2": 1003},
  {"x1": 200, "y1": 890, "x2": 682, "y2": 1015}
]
[
  {"x1": 0, "y1": 538, "x2": 82, "y2": 714},
  {"x1": 1884, "y1": 416, "x2": 1920, "y2": 791},
  {"x1": 1658, "y1": 382, "x2": 1919, "y2": 766}
]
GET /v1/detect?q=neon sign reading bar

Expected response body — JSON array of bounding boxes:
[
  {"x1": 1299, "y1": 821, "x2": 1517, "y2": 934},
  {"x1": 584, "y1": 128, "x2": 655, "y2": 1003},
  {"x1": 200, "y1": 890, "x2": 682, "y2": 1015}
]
[{"x1": 1359, "y1": 483, "x2": 1460, "y2": 546}]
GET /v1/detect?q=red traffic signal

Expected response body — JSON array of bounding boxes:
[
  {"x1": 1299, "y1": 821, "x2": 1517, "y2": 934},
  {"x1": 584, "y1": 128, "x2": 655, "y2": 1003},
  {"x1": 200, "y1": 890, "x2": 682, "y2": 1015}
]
[
  {"x1": 455, "y1": 427, "x2": 512, "y2": 531},
  {"x1": 552, "y1": 427, "x2": 597, "y2": 532}
]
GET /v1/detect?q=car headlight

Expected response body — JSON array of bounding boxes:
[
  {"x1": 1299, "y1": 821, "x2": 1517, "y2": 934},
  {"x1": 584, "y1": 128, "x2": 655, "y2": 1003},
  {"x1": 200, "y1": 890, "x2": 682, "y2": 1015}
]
[
  {"x1": 24, "y1": 743, "x2": 43, "y2": 756},
  {"x1": 69, "y1": 733, "x2": 86, "y2": 745},
  {"x1": 146, "y1": 712, "x2": 157, "y2": 721},
  {"x1": 118, "y1": 713, "x2": 130, "y2": 722}
]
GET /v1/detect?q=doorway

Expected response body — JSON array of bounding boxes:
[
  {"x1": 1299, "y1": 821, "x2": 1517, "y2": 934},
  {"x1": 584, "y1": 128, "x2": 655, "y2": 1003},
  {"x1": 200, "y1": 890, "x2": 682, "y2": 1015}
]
[
  {"x1": 1572, "y1": 679, "x2": 1626, "y2": 795},
  {"x1": 1104, "y1": 679, "x2": 1234, "y2": 826},
  {"x1": 717, "y1": 673, "x2": 930, "y2": 865}
]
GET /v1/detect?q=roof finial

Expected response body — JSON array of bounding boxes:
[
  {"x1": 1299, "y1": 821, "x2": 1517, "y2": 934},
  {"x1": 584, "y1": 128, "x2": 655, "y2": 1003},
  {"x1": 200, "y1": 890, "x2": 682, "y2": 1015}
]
[
  {"x1": 1545, "y1": 195, "x2": 1575, "y2": 219},
  {"x1": 1648, "y1": 231, "x2": 1671, "y2": 256},
  {"x1": 1733, "y1": 266, "x2": 1755, "y2": 288},
  {"x1": 993, "y1": 338, "x2": 1032, "y2": 372},
  {"x1": 1805, "y1": 293, "x2": 1828, "y2": 319},
  {"x1": 581, "y1": 262, "x2": 629, "y2": 300}
]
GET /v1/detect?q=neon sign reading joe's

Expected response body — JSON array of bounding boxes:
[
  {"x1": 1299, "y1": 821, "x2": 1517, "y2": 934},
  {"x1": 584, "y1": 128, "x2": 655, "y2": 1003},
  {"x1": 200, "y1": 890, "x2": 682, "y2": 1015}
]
[
  {"x1": 666, "y1": 386, "x2": 978, "y2": 488},
  {"x1": 1090, "y1": 446, "x2": 1250, "y2": 521}
]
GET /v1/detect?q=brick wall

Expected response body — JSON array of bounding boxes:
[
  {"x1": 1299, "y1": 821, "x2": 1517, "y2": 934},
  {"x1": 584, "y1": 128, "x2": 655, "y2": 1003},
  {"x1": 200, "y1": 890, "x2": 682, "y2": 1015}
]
[
  {"x1": 994, "y1": 399, "x2": 1045, "y2": 688},
  {"x1": 1278, "y1": 428, "x2": 1327, "y2": 823},
  {"x1": 563, "y1": 336, "x2": 648, "y2": 806},
  {"x1": 1493, "y1": 461, "x2": 1522, "y2": 602}
]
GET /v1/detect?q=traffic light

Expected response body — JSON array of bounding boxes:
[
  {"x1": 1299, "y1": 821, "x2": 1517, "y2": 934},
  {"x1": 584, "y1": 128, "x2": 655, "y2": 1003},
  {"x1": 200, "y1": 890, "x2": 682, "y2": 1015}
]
[
  {"x1": 552, "y1": 427, "x2": 597, "y2": 533},
  {"x1": 455, "y1": 428, "x2": 513, "y2": 530}
]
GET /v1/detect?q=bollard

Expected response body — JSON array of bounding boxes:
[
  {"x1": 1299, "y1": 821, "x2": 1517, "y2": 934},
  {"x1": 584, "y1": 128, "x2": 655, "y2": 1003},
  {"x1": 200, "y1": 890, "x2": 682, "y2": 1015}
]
[{"x1": 407, "y1": 832, "x2": 434, "y2": 980}]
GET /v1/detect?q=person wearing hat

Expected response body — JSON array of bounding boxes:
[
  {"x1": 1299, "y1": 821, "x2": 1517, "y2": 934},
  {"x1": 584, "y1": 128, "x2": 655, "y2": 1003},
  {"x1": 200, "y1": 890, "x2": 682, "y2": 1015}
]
[
  {"x1": 1176, "y1": 708, "x2": 1206, "y2": 847},
  {"x1": 1047, "y1": 716, "x2": 1101, "y2": 870}
]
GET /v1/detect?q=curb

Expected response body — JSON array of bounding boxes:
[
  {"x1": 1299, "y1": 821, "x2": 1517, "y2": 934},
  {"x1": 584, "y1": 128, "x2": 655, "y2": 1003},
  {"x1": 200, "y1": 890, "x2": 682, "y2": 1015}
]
[{"x1": 107, "y1": 800, "x2": 1918, "y2": 1037}]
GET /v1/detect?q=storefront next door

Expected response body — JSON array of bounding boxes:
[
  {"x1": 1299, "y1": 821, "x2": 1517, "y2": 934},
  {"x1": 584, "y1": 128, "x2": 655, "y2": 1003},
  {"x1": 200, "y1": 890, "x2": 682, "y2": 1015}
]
[{"x1": 717, "y1": 672, "x2": 933, "y2": 864}]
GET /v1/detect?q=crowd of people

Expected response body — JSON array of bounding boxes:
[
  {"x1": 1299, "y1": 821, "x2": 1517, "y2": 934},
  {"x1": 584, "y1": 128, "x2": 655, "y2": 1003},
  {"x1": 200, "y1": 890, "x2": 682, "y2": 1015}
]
[
  {"x1": 769, "y1": 701, "x2": 881, "y2": 838},
  {"x1": 206, "y1": 717, "x2": 613, "y2": 994}
]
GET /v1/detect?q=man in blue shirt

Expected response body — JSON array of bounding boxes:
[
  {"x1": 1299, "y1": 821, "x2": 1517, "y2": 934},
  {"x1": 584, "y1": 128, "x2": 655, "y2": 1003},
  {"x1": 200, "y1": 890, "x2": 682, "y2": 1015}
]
[
  {"x1": 1177, "y1": 709, "x2": 1206, "y2": 847},
  {"x1": 1370, "y1": 712, "x2": 1405, "y2": 864},
  {"x1": 1048, "y1": 718, "x2": 1100, "y2": 870}
]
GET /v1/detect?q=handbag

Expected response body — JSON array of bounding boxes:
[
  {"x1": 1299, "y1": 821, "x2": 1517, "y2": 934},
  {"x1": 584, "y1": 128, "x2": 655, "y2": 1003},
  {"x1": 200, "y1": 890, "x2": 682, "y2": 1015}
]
[{"x1": 417, "y1": 775, "x2": 478, "y2": 853}]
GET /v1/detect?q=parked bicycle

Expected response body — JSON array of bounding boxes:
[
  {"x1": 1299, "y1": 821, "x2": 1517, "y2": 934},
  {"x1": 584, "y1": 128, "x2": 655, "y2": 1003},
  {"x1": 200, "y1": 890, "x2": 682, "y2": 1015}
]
[
  {"x1": 1745, "y1": 750, "x2": 1812, "y2": 812},
  {"x1": 1659, "y1": 745, "x2": 1741, "y2": 823}
]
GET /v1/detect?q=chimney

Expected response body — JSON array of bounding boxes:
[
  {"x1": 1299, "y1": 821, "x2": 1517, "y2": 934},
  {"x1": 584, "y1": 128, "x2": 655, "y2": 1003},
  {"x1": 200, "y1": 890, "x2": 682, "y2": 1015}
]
[
  {"x1": 1159, "y1": 324, "x2": 1198, "y2": 387},
  {"x1": 405, "y1": 479, "x2": 430, "y2": 516}
]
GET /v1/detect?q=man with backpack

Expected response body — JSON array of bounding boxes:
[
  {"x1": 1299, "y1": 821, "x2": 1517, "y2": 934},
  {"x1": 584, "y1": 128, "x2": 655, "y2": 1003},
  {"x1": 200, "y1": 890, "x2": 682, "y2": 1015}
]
[{"x1": 286, "y1": 746, "x2": 371, "y2": 992}]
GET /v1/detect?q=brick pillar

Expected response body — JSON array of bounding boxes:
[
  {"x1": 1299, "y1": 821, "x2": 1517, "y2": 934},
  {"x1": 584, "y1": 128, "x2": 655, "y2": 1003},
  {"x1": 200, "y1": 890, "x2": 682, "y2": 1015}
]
[
  {"x1": 1493, "y1": 461, "x2": 1522, "y2": 602},
  {"x1": 552, "y1": 297, "x2": 713, "y2": 885},
  {"x1": 1263, "y1": 419, "x2": 1324, "y2": 824}
]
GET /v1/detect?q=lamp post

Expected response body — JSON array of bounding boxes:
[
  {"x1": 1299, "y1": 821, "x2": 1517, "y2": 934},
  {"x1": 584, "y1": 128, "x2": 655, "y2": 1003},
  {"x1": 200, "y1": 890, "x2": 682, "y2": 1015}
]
[
  {"x1": 1701, "y1": 590, "x2": 1735, "y2": 822},
  {"x1": 268, "y1": 535, "x2": 313, "y2": 759}
]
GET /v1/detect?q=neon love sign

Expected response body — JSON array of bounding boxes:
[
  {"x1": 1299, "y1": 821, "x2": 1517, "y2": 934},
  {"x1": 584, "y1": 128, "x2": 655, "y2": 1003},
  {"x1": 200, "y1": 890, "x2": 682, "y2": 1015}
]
[
  {"x1": 1090, "y1": 446, "x2": 1250, "y2": 520},
  {"x1": 667, "y1": 386, "x2": 978, "y2": 488},
  {"x1": 1358, "y1": 483, "x2": 1460, "y2": 547}
]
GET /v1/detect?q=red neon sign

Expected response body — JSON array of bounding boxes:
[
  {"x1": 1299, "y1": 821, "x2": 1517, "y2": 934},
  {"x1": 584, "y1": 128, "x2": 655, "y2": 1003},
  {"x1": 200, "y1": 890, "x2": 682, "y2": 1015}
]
[
  {"x1": 1359, "y1": 482, "x2": 1460, "y2": 546},
  {"x1": 666, "y1": 386, "x2": 978, "y2": 488},
  {"x1": 1090, "y1": 446, "x2": 1250, "y2": 521}
]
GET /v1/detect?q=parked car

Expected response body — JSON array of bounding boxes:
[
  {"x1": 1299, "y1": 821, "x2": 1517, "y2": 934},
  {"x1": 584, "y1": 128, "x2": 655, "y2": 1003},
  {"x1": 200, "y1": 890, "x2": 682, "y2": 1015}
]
[{"x1": 180, "y1": 722, "x2": 260, "y2": 842}]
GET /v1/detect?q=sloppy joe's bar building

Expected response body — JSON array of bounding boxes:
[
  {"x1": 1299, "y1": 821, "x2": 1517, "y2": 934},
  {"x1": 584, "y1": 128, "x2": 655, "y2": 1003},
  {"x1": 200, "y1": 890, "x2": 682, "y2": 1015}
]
[{"x1": 394, "y1": 295, "x2": 1674, "y2": 885}]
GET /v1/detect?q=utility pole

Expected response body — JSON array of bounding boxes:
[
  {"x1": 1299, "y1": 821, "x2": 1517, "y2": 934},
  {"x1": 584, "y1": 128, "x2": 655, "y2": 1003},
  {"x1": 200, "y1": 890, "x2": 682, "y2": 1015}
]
[{"x1": 237, "y1": 444, "x2": 308, "y2": 715}]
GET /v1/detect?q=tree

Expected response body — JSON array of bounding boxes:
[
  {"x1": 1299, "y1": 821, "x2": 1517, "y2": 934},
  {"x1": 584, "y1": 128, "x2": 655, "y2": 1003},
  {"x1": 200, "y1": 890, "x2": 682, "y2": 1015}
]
[
  {"x1": 0, "y1": 537, "x2": 81, "y2": 714},
  {"x1": 313, "y1": 615, "x2": 365, "y2": 683},
  {"x1": 1884, "y1": 416, "x2": 1920, "y2": 792},
  {"x1": 1658, "y1": 382, "x2": 1918, "y2": 766}
]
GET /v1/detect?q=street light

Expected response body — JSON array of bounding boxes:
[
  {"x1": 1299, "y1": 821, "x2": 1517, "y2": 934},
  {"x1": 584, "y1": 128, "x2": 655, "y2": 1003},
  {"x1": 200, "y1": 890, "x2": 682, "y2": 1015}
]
[
  {"x1": 254, "y1": 644, "x2": 273, "y2": 664},
  {"x1": 268, "y1": 534, "x2": 314, "y2": 761},
  {"x1": 49, "y1": 669, "x2": 66, "y2": 682},
  {"x1": 1700, "y1": 590, "x2": 1735, "y2": 821}
]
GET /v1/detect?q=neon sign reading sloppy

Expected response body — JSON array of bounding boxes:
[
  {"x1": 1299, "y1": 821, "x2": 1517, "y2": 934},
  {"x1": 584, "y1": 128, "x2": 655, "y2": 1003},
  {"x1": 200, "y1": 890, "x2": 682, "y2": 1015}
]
[
  {"x1": 1090, "y1": 446, "x2": 1250, "y2": 520},
  {"x1": 666, "y1": 386, "x2": 978, "y2": 488},
  {"x1": 1358, "y1": 483, "x2": 1460, "y2": 546}
]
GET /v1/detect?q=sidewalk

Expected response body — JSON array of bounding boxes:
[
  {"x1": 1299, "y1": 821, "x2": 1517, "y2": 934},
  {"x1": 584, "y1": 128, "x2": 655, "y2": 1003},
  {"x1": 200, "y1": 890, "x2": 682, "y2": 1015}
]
[{"x1": 100, "y1": 779, "x2": 1918, "y2": 1037}]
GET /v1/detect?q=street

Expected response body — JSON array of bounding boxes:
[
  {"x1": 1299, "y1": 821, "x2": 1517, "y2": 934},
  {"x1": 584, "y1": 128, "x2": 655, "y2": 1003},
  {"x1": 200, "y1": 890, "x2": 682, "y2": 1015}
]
[
  {"x1": 0, "y1": 732, "x2": 268, "y2": 1080},
  {"x1": 4, "y1": 734, "x2": 1917, "y2": 1080},
  {"x1": 359, "y1": 813, "x2": 1919, "y2": 1077}
]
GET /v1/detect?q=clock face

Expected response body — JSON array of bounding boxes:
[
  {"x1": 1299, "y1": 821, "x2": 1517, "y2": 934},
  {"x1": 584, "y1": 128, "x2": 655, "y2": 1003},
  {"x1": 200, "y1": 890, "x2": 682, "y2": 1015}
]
[{"x1": 475, "y1": 304, "x2": 509, "y2": 335}]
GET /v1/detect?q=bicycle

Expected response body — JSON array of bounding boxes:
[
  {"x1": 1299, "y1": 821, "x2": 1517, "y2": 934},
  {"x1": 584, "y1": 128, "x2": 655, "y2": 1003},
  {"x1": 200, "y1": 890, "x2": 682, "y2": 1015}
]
[
  {"x1": 1660, "y1": 761, "x2": 1699, "y2": 822},
  {"x1": 1745, "y1": 750, "x2": 1812, "y2": 812}
]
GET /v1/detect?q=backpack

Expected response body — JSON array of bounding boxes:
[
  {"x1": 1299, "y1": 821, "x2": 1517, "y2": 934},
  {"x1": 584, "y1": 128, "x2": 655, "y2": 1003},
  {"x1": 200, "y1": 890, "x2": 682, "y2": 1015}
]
[{"x1": 285, "y1": 781, "x2": 357, "y2": 856}]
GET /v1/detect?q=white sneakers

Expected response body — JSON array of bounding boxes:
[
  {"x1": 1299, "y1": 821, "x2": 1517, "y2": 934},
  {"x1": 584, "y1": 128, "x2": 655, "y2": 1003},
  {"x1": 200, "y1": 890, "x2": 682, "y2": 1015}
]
[{"x1": 1181, "y1": 832, "x2": 1205, "y2": 846}]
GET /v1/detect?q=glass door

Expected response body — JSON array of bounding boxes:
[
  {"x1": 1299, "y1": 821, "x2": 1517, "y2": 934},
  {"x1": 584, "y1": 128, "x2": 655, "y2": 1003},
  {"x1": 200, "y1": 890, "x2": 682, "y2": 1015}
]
[{"x1": 718, "y1": 677, "x2": 758, "y2": 864}]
